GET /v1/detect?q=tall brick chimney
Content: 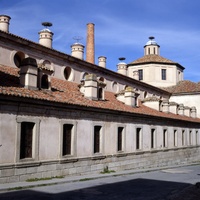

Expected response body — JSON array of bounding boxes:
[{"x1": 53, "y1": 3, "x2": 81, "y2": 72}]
[{"x1": 86, "y1": 23, "x2": 95, "y2": 64}]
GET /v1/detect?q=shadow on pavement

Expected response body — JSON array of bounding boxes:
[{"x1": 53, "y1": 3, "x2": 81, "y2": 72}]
[{"x1": 0, "y1": 178, "x2": 194, "y2": 200}]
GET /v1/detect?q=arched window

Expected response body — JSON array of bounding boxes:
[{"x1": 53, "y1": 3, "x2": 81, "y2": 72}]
[{"x1": 41, "y1": 74, "x2": 49, "y2": 89}]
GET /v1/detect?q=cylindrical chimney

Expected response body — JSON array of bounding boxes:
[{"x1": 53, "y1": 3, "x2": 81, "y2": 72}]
[
  {"x1": 0, "y1": 15, "x2": 11, "y2": 33},
  {"x1": 117, "y1": 58, "x2": 127, "y2": 76},
  {"x1": 86, "y1": 23, "x2": 95, "y2": 64},
  {"x1": 98, "y1": 56, "x2": 106, "y2": 68},
  {"x1": 71, "y1": 42, "x2": 84, "y2": 60},
  {"x1": 38, "y1": 28, "x2": 53, "y2": 48}
]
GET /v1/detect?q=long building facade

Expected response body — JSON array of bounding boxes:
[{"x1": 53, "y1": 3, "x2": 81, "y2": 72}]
[{"x1": 0, "y1": 15, "x2": 200, "y2": 183}]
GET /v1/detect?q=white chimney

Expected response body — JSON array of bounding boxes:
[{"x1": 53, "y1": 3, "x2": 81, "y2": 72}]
[
  {"x1": 39, "y1": 22, "x2": 53, "y2": 48},
  {"x1": 71, "y1": 42, "x2": 84, "y2": 60},
  {"x1": 117, "y1": 57, "x2": 127, "y2": 76},
  {"x1": 98, "y1": 56, "x2": 106, "y2": 68},
  {"x1": 0, "y1": 15, "x2": 11, "y2": 33}
]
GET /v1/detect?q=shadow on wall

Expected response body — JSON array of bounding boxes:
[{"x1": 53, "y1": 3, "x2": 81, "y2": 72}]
[{"x1": 0, "y1": 178, "x2": 199, "y2": 200}]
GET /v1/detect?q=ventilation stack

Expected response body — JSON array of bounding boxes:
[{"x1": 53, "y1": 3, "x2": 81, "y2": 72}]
[
  {"x1": 39, "y1": 22, "x2": 54, "y2": 48},
  {"x1": 0, "y1": 15, "x2": 11, "y2": 33},
  {"x1": 98, "y1": 56, "x2": 106, "y2": 68},
  {"x1": 71, "y1": 40, "x2": 84, "y2": 60},
  {"x1": 86, "y1": 23, "x2": 95, "y2": 64},
  {"x1": 117, "y1": 57, "x2": 127, "y2": 76}
]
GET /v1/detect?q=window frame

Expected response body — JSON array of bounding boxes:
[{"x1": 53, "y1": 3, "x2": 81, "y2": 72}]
[
  {"x1": 59, "y1": 120, "x2": 77, "y2": 158},
  {"x1": 138, "y1": 69, "x2": 143, "y2": 81},
  {"x1": 136, "y1": 127, "x2": 142, "y2": 150},
  {"x1": 163, "y1": 129, "x2": 168, "y2": 148},
  {"x1": 161, "y1": 69, "x2": 167, "y2": 80},
  {"x1": 151, "y1": 128, "x2": 156, "y2": 149},
  {"x1": 16, "y1": 117, "x2": 40, "y2": 163},
  {"x1": 92, "y1": 123, "x2": 104, "y2": 155},
  {"x1": 117, "y1": 126, "x2": 125, "y2": 152}
]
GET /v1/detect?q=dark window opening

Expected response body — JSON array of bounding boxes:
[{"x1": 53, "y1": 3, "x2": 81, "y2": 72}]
[
  {"x1": 64, "y1": 67, "x2": 71, "y2": 80},
  {"x1": 138, "y1": 69, "x2": 143, "y2": 80},
  {"x1": 136, "y1": 128, "x2": 141, "y2": 150},
  {"x1": 161, "y1": 69, "x2": 166, "y2": 80},
  {"x1": 14, "y1": 52, "x2": 25, "y2": 68},
  {"x1": 98, "y1": 88, "x2": 103, "y2": 100},
  {"x1": 151, "y1": 129, "x2": 155, "y2": 149},
  {"x1": 163, "y1": 129, "x2": 167, "y2": 148},
  {"x1": 182, "y1": 130, "x2": 185, "y2": 146},
  {"x1": 63, "y1": 124, "x2": 73, "y2": 156},
  {"x1": 117, "y1": 127, "x2": 123, "y2": 151},
  {"x1": 94, "y1": 126, "x2": 101, "y2": 153},
  {"x1": 174, "y1": 130, "x2": 177, "y2": 147},
  {"x1": 41, "y1": 74, "x2": 49, "y2": 89},
  {"x1": 20, "y1": 122, "x2": 34, "y2": 159}
]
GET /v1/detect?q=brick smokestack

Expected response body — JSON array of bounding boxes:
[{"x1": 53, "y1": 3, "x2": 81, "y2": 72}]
[{"x1": 86, "y1": 23, "x2": 95, "y2": 64}]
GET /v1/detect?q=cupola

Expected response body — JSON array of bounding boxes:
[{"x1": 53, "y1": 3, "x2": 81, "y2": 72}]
[
  {"x1": 71, "y1": 42, "x2": 85, "y2": 60},
  {"x1": 144, "y1": 36, "x2": 160, "y2": 56},
  {"x1": 39, "y1": 22, "x2": 54, "y2": 48},
  {"x1": 117, "y1": 57, "x2": 127, "y2": 76},
  {"x1": 0, "y1": 15, "x2": 11, "y2": 33}
]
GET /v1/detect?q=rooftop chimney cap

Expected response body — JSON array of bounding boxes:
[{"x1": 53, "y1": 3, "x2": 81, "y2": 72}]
[
  {"x1": 20, "y1": 57, "x2": 37, "y2": 67},
  {"x1": 149, "y1": 36, "x2": 155, "y2": 40},
  {"x1": 119, "y1": 57, "x2": 126, "y2": 61},
  {"x1": 42, "y1": 22, "x2": 52, "y2": 28},
  {"x1": 0, "y1": 14, "x2": 11, "y2": 19}
]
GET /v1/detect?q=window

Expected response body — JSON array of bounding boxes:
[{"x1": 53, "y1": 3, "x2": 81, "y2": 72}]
[
  {"x1": 189, "y1": 130, "x2": 192, "y2": 146},
  {"x1": 138, "y1": 69, "x2": 143, "y2": 80},
  {"x1": 64, "y1": 66, "x2": 72, "y2": 80},
  {"x1": 13, "y1": 51, "x2": 25, "y2": 68},
  {"x1": 41, "y1": 74, "x2": 49, "y2": 89},
  {"x1": 182, "y1": 130, "x2": 185, "y2": 146},
  {"x1": 20, "y1": 122, "x2": 35, "y2": 159},
  {"x1": 174, "y1": 130, "x2": 177, "y2": 147},
  {"x1": 94, "y1": 126, "x2": 101, "y2": 153},
  {"x1": 117, "y1": 127, "x2": 124, "y2": 151},
  {"x1": 151, "y1": 129, "x2": 156, "y2": 149},
  {"x1": 196, "y1": 131, "x2": 199, "y2": 145},
  {"x1": 163, "y1": 129, "x2": 167, "y2": 148},
  {"x1": 98, "y1": 88, "x2": 103, "y2": 100},
  {"x1": 63, "y1": 124, "x2": 73, "y2": 156},
  {"x1": 161, "y1": 69, "x2": 166, "y2": 80},
  {"x1": 136, "y1": 128, "x2": 142, "y2": 150}
]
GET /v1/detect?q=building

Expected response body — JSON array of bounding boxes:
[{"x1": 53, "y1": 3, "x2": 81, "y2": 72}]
[{"x1": 0, "y1": 15, "x2": 200, "y2": 183}]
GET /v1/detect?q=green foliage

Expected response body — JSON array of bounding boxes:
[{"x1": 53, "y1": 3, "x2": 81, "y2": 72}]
[
  {"x1": 26, "y1": 176, "x2": 64, "y2": 182},
  {"x1": 100, "y1": 166, "x2": 115, "y2": 174}
]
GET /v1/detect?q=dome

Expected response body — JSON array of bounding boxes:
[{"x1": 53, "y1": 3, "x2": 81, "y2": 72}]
[
  {"x1": 145, "y1": 36, "x2": 158, "y2": 46},
  {"x1": 146, "y1": 40, "x2": 158, "y2": 45}
]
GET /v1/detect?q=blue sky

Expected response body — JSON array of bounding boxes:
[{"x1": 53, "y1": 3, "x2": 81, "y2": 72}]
[{"x1": 1, "y1": 0, "x2": 200, "y2": 82}]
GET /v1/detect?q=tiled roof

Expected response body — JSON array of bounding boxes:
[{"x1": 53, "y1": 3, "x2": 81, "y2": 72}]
[
  {"x1": 0, "y1": 64, "x2": 199, "y2": 123},
  {"x1": 162, "y1": 80, "x2": 200, "y2": 94},
  {"x1": 129, "y1": 54, "x2": 180, "y2": 66}
]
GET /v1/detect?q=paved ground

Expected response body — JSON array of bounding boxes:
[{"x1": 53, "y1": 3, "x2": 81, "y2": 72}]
[{"x1": 0, "y1": 164, "x2": 200, "y2": 199}]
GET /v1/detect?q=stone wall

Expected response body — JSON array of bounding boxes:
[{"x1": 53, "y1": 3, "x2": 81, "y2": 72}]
[{"x1": 0, "y1": 146, "x2": 200, "y2": 183}]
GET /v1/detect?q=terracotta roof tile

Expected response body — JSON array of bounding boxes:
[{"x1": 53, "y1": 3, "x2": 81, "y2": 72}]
[
  {"x1": 162, "y1": 80, "x2": 200, "y2": 94},
  {"x1": 0, "y1": 64, "x2": 199, "y2": 123},
  {"x1": 129, "y1": 54, "x2": 175, "y2": 65}
]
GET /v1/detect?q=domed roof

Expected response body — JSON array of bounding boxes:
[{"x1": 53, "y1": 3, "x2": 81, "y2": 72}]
[{"x1": 145, "y1": 36, "x2": 158, "y2": 46}]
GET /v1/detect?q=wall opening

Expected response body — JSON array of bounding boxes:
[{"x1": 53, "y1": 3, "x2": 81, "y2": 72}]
[
  {"x1": 20, "y1": 122, "x2": 34, "y2": 159},
  {"x1": 63, "y1": 124, "x2": 73, "y2": 156}
]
